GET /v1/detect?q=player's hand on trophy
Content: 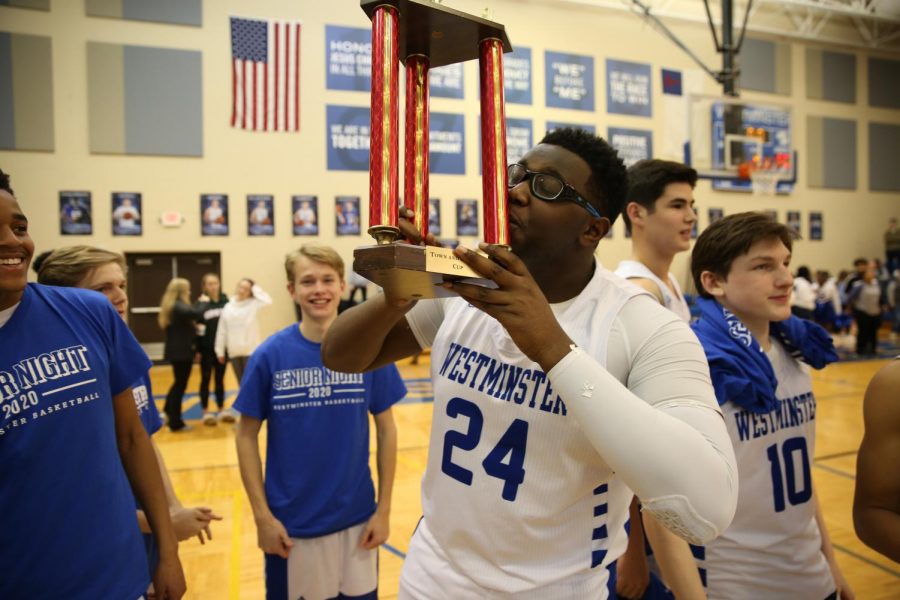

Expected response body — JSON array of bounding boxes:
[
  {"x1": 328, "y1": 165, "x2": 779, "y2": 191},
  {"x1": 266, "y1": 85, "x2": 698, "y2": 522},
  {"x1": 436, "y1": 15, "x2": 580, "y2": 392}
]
[
  {"x1": 399, "y1": 206, "x2": 441, "y2": 247},
  {"x1": 443, "y1": 243, "x2": 572, "y2": 371}
]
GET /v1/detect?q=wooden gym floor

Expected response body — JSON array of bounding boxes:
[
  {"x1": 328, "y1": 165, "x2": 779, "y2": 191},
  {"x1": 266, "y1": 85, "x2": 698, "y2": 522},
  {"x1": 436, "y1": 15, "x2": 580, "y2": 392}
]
[{"x1": 151, "y1": 353, "x2": 900, "y2": 599}]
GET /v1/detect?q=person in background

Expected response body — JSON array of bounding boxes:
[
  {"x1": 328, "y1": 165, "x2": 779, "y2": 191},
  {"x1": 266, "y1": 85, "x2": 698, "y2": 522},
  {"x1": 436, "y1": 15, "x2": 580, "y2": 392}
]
[
  {"x1": 194, "y1": 273, "x2": 229, "y2": 425},
  {"x1": 847, "y1": 262, "x2": 888, "y2": 357},
  {"x1": 813, "y1": 270, "x2": 842, "y2": 331},
  {"x1": 159, "y1": 278, "x2": 200, "y2": 432},
  {"x1": 791, "y1": 266, "x2": 816, "y2": 320},
  {"x1": 38, "y1": 246, "x2": 222, "y2": 584},
  {"x1": 215, "y1": 278, "x2": 272, "y2": 409},
  {"x1": 235, "y1": 244, "x2": 405, "y2": 600},
  {"x1": 0, "y1": 168, "x2": 186, "y2": 599},
  {"x1": 885, "y1": 217, "x2": 900, "y2": 274},
  {"x1": 854, "y1": 358, "x2": 900, "y2": 563}
]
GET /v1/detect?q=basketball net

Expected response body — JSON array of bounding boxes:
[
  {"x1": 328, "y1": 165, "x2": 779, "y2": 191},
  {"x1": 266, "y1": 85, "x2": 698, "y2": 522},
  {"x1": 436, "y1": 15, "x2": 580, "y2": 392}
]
[{"x1": 739, "y1": 155, "x2": 792, "y2": 196}]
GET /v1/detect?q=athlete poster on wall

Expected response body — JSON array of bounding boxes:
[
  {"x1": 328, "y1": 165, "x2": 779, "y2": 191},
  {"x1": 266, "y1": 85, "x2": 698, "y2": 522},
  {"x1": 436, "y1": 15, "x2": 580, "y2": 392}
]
[
  {"x1": 786, "y1": 211, "x2": 801, "y2": 235},
  {"x1": 59, "y1": 191, "x2": 92, "y2": 235},
  {"x1": 429, "y1": 112, "x2": 466, "y2": 175},
  {"x1": 428, "y1": 197, "x2": 441, "y2": 236},
  {"x1": 325, "y1": 25, "x2": 371, "y2": 91},
  {"x1": 607, "y1": 127, "x2": 653, "y2": 167},
  {"x1": 606, "y1": 59, "x2": 652, "y2": 117},
  {"x1": 430, "y1": 63, "x2": 464, "y2": 99},
  {"x1": 292, "y1": 195, "x2": 318, "y2": 236},
  {"x1": 456, "y1": 199, "x2": 478, "y2": 237},
  {"x1": 247, "y1": 194, "x2": 274, "y2": 236},
  {"x1": 111, "y1": 192, "x2": 142, "y2": 236},
  {"x1": 809, "y1": 211, "x2": 823, "y2": 241},
  {"x1": 504, "y1": 46, "x2": 532, "y2": 105},
  {"x1": 335, "y1": 195, "x2": 360, "y2": 236},
  {"x1": 326, "y1": 105, "x2": 371, "y2": 171},
  {"x1": 708, "y1": 207, "x2": 724, "y2": 224},
  {"x1": 201, "y1": 194, "x2": 229, "y2": 236},
  {"x1": 545, "y1": 50, "x2": 594, "y2": 111}
]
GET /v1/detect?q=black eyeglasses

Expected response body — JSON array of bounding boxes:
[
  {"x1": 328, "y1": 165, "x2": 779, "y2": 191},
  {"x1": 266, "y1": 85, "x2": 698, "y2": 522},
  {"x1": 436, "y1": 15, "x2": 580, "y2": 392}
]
[{"x1": 507, "y1": 163, "x2": 602, "y2": 218}]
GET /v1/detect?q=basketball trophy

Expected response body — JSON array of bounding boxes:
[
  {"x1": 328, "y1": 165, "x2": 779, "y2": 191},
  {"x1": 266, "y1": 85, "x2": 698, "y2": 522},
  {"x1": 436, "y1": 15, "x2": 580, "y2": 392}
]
[{"x1": 353, "y1": 0, "x2": 512, "y2": 300}]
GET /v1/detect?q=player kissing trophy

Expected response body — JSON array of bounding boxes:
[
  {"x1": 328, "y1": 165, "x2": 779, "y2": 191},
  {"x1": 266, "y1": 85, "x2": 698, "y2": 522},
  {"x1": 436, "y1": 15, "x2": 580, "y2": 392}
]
[{"x1": 353, "y1": 0, "x2": 512, "y2": 300}]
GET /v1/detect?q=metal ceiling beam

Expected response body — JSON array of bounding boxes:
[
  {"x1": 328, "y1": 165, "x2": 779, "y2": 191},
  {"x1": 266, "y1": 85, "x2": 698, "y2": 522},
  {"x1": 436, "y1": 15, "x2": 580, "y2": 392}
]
[{"x1": 540, "y1": 0, "x2": 900, "y2": 52}]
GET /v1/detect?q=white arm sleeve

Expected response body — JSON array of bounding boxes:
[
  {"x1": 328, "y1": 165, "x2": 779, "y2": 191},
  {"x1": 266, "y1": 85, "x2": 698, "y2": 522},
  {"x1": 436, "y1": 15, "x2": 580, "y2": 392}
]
[
  {"x1": 547, "y1": 301, "x2": 737, "y2": 544},
  {"x1": 404, "y1": 296, "x2": 449, "y2": 350}
]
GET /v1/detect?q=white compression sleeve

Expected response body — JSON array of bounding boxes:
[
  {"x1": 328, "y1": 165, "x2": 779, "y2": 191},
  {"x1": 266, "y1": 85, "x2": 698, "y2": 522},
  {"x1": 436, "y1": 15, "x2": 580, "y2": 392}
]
[{"x1": 547, "y1": 347, "x2": 738, "y2": 544}]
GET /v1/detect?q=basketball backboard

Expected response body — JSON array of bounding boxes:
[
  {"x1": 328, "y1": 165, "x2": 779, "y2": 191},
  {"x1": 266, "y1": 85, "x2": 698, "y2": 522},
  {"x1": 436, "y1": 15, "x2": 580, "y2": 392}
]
[{"x1": 684, "y1": 95, "x2": 796, "y2": 193}]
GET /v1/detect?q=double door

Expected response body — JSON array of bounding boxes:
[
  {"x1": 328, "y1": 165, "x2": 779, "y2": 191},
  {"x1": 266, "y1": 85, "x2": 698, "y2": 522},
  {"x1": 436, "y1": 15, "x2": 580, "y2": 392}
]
[{"x1": 125, "y1": 252, "x2": 220, "y2": 357}]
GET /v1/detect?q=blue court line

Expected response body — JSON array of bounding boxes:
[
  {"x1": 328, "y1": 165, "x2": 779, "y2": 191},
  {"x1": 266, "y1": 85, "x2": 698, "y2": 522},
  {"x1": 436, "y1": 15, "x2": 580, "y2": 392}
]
[
  {"x1": 813, "y1": 463, "x2": 855, "y2": 480},
  {"x1": 814, "y1": 449, "x2": 858, "y2": 462},
  {"x1": 382, "y1": 543, "x2": 406, "y2": 560},
  {"x1": 832, "y1": 543, "x2": 900, "y2": 578}
]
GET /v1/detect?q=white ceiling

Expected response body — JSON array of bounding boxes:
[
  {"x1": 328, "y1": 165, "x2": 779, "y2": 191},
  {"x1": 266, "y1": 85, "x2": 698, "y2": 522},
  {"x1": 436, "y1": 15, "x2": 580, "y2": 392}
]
[{"x1": 544, "y1": 0, "x2": 900, "y2": 54}]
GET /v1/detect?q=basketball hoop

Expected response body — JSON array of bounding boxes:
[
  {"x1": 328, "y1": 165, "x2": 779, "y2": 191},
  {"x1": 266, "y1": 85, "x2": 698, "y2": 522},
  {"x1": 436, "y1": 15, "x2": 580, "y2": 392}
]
[
  {"x1": 740, "y1": 154, "x2": 792, "y2": 196},
  {"x1": 749, "y1": 170, "x2": 783, "y2": 196}
]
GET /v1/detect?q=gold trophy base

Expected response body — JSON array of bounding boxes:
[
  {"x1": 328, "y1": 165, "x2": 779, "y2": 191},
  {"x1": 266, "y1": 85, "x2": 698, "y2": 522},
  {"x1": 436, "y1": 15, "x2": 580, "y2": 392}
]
[{"x1": 353, "y1": 242, "x2": 495, "y2": 300}]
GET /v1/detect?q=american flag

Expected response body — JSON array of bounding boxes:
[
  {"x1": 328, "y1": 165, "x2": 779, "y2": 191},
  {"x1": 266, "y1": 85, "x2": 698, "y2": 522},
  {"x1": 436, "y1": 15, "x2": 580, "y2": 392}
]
[{"x1": 230, "y1": 16, "x2": 301, "y2": 132}]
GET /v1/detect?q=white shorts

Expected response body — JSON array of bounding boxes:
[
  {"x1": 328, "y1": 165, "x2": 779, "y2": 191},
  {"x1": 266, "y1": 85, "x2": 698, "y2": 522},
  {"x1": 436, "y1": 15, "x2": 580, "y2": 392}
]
[
  {"x1": 399, "y1": 518, "x2": 608, "y2": 599},
  {"x1": 266, "y1": 522, "x2": 377, "y2": 600}
]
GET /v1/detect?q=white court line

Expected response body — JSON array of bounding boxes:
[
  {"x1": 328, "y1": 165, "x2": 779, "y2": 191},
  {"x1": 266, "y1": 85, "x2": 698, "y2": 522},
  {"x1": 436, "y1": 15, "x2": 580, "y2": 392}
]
[{"x1": 42, "y1": 378, "x2": 97, "y2": 397}]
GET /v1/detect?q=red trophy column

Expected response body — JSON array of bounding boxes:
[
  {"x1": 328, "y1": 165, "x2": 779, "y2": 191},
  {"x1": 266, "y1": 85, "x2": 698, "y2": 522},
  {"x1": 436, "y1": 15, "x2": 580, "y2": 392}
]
[
  {"x1": 479, "y1": 37, "x2": 509, "y2": 247},
  {"x1": 404, "y1": 54, "x2": 430, "y2": 239},
  {"x1": 368, "y1": 5, "x2": 400, "y2": 244}
]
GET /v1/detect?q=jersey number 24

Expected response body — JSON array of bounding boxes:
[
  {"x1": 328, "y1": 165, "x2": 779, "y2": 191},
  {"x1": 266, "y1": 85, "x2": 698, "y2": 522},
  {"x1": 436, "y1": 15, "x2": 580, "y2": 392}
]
[{"x1": 441, "y1": 397, "x2": 529, "y2": 501}]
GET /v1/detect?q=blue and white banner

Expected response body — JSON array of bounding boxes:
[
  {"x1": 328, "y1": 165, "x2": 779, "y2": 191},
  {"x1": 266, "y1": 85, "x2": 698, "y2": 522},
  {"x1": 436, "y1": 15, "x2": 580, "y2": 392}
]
[
  {"x1": 607, "y1": 59, "x2": 652, "y2": 116},
  {"x1": 430, "y1": 63, "x2": 464, "y2": 99},
  {"x1": 60, "y1": 191, "x2": 92, "y2": 236},
  {"x1": 546, "y1": 121, "x2": 596, "y2": 135},
  {"x1": 607, "y1": 127, "x2": 653, "y2": 167},
  {"x1": 430, "y1": 112, "x2": 466, "y2": 175},
  {"x1": 506, "y1": 118, "x2": 533, "y2": 164},
  {"x1": 545, "y1": 51, "x2": 594, "y2": 111},
  {"x1": 201, "y1": 194, "x2": 229, "y2": 236},
  {"x1": 326, "y1": 105, "x2": 370, "y2": 171},
  {"x1": 111, "y1": 192, "x2": 142, "y2": 236},
  {"x1": 325, "y1": 25, "x2": 371, "y2": 91},
  {"x1": 247, "y1": 194, "x2": 274, "y2": 236},
  {"x1": 292, "y1": 195, "x2": 319, "y2": 236},
  {"x1": 504, "y1": 46, "x2": 532, "y2": 105}
]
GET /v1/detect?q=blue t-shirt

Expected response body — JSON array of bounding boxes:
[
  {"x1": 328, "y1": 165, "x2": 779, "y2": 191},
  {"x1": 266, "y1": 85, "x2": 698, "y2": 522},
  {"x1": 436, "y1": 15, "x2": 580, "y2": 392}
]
[
  {"x1": 133, "y1": 371, "x2": 162, "y2": 436},
  {"x1": 0, "y1": 284, "x2": 152, "y2": 600},
  {"x1": 132, "y1": 371, "x2": 162, "y2": 577},
  {"x1": 234, "y1": 324, "x2": 406, "y2": 538}
]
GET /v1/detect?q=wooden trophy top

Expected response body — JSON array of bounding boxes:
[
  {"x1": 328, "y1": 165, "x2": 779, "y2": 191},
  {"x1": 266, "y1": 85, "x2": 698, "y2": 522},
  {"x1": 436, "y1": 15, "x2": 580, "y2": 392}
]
[{"x1": 360, "y1": 0, "x2": 512, "y2": 67}]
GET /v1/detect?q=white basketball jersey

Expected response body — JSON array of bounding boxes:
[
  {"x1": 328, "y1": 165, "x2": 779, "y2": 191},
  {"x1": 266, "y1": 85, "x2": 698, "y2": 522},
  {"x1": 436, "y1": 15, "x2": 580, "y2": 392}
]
[
  {"x1": 696, "y1": 340, "x2": 834, "y2": 599},
  {"x1": 415, "y1": 266, "x2": 645, "y2": 593},
  {"x1": 615, "y1": 260, "x2": 691, "y2": 322}
]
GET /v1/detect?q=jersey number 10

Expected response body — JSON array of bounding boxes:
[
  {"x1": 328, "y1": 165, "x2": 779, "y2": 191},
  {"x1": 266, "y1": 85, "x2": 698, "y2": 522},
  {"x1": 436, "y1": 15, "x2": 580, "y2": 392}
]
[
  {"x1": 441, "y1": 397, "x2": 529, "y2": 502},
  {"x1": 766, "y1": 436, "x2": 812, "y2": 513}
]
